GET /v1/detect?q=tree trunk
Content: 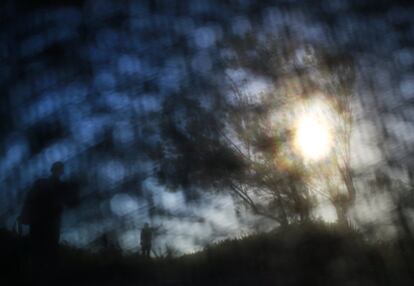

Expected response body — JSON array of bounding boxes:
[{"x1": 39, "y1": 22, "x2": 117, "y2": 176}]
[{"x1": 333, "y1": 199, "x2": 349, "y2": 227}]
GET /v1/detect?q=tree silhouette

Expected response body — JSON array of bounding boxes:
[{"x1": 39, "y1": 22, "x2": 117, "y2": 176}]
[{"x1": 156, "y1": 26, "x2": 358, "y2": 226}]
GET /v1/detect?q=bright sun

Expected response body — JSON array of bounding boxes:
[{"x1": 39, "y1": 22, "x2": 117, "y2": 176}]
[{"x1": 294, "y1": 113, "x2": 333, "y2": 161}]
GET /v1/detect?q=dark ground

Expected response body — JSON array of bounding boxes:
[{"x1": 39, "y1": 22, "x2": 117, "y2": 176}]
[{"x1": 2, "y1": 222, "x2": 414, "y2": 286}]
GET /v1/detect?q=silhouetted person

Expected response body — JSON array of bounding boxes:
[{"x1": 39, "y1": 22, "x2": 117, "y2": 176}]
[
  {"x1": 140, "y1": 223, "x2": 153, "y2": 258},
  {"x1": 100, "y1": 231, "x2": 119, "y2": 256},
  {"x1": 19, "y1": 161, "x2": 78, "y2": 270}
]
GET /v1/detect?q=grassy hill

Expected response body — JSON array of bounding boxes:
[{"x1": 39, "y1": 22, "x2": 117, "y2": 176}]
[{"x1": 1, "y1": 222, "x2": 413, "y2": 285}]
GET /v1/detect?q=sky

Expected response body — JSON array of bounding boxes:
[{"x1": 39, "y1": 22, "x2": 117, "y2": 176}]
[{"x1": 1, "y1": 0, "x2": 414, "y2": 254}]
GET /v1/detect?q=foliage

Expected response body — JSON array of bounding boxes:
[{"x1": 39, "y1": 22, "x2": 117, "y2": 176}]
[{"x1": 156, "y1": 27, "x2": 357, "y2": 226}]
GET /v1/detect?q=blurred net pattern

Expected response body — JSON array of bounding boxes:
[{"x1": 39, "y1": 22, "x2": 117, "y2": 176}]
[{"x1": 0, "y1": 0, "x2": 414, "y2": 253}]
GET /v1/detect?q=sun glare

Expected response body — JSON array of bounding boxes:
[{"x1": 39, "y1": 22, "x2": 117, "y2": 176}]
[{"x1": 294, "y1": 112, "x2": 333, "y2": 161}]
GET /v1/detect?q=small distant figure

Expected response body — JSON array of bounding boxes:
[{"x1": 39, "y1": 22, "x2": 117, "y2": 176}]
[
  {"x1": 19, "y1": 161, "x2": 78, "y2": 268},
  {"x1": 140, "y1": 223, "x2": 153, "y2": 258},
  {"x1": 100, "y1": 231, "x2": 119, "y2": 255}
]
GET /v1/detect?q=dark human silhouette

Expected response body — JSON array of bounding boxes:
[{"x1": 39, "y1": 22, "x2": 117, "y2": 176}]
[
  {"x1": 140, "y1": 223, "x2": 153, "y2": 258},
  {"x1": 19, "y1": 161, "x2": 78, "y2": 269}
]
